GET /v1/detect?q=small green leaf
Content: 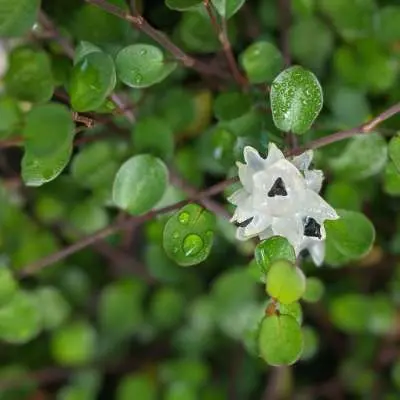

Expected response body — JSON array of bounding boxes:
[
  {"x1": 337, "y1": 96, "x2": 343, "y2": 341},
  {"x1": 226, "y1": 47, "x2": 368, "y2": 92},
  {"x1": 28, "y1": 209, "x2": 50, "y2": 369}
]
[
  {"x1": 325, "y1": 181, "x2": 362, "y2": 211},
  {"x1": 302, "y1": 277, "x2": 325, "y2": 303},
  {"x1": 0, "y1": 0, "x2": 40, "y2": 37},
  {"x1": 377, "y1": 6, "x2": 400, "y2": 45},
  {"x1": 266, "y1": 260, "x2": 306, "y2": 304},
  {"x1": 112, "y1": 154, "x2": 169, "y2": 215},
  {"x1": 23, "y1": 103, "x2": 74, "y2": 158},
  {"x1": 240, "y1": 41, "x2": 283, "y2": 84},
  {"x1": 51, "y1": 320, "x2": 96, "y2": 366},
  {"x1": 270, "y1": 66, "x2": 323, "y2": 134},
  {"x1": 116, "y1": 44, "x2": 177, "y2": 89},
  {"x1": 329, "y1": 133, "x2": 387, "y2": 180},
  {"x1": 0, "y1": 265, "x2": 18, "y2": 306},
  {"x1": 384, "y1": 161, "x2": 400, "y2": 196},
  {"x1": 116, "y1": 374, "x2": 157, "y2": 400},
  {"x1": 258, "y1": 314, "x2": 303, "y2": 366},
  {"x1": 132, "y1": 117, "x2": 174, "y2": 161},
  {"x1": 213, "y1": 91, "x2": 251, "y2": 121},
  {"x1": 255, "y1": 236, "x2": 296, "y2": 275},
  {"x1": 163, "y1": 204, "x2": 216, "y2": 266},
  {"x1": 211, "y1": 0, "x2": 245, "y2": 19},
  {"x1": 0, "y1": 97, "x2": 21, "y2": 139},
  {"x1": 301, "y1": 326, "x2": 319, "y2": 361},
  {"x1": 165, "y1": 0, "x2": 202, "y2": 11},
  {"x1": 279, "y1": 301, "x2": 303, "y2": 324},
  {"x1": 35, "y1": 287, "x2": 71, "y2": 331},
  {"x1": 74, "y1": 41, "x2": 102, "y2": 65},
  {"x1": 70, "y1": 51, "x2": 116, "y2": 112},
  {"x1": 0, "y1": 291, "x2": 41, "y2": 344},
  {"x1": 368, "y1": 294, "x2": 396, "y2": 335},
  {"x1": 389, "y1": 136, "x2": 400, "y2": 172},
  {"x1": 5, "y1": 47, "x2": 54, "y2": 103},
  {"x1": 325, "y1": 209, "x2": 375, "y2": 264}
]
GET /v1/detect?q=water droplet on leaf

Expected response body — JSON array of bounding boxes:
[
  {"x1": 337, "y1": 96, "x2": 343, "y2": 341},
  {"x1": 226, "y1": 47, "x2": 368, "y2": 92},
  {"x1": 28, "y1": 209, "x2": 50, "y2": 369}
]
[
  {"x1": 134, "y1": 73, "x2": 143, "y2": 84},
  {"x1": 178, "y1": 212, "x2": 190, "y2": 225},
  {"x1": 183, "y1": 234, "x2": 203, "y2": 257},
  {"x1": 139, "y1": 49, "x2": 147, "y2": 56},
  {"x1": 172, "y1": 231, "x2": 179, "y2": 239}
]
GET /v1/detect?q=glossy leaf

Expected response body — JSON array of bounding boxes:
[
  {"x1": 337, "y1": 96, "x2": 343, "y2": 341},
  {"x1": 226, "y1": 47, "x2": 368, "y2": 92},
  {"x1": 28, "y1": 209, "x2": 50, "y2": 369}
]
[
  {"x1": 5, "y1": 47, "x2": 54, "y2": 103},
  {"x1": 112, "y1": 154, "x2": 168, "y2": 215},
  {"x1": 0, "y1": 291, "x2": 41, "y2": 344},
  {"x1": 279, "y1": 301, "x2": 303, "y2": 325},
  {"x1": 0, "y1": 0, "x2": 40, "y2": 37},
  {"x1": 325, "y1": 181, "x2": 362, "y2": 211},
  {"x1": 384, "y1": 162, "x2": 400, "y2": 196},
  {"x1": 74, "y1": 41, "x2": 102, "y2": 65},
  {"x1": 211, "y1": 0, "x2": 245, "y2": 19},
  {"x1": 240, "y1": 41, "x2": 283, "y2": 84},
  {"x1": 0, "y1": 265, "x2": 18, "y2": 306},
  {"x1": 258, "y1": 314, "x2": 303, "y2": 366},
  {"x1": 116, "y1": 44, "x2": 177, "y2": 89},
  {"x1": 163, "y1": 204, "x2": 216, "y2": 266},
  {"x1": 70, "y1": 51, "x2": 116, "y2": 112},
  {"x1": 0, "y1": 97, "x2": 21, "y2": 139},
  {"x1": 270, "y1": 66, "x2": 323, "y2": 134},
  {"x1": 213, "y1": 91, "x2": 251, "y2": 121},
  {"x1": 255, "y1": 236, "x2": 296, "y2": 275},
  {"x1": 389, "y1": 136, "x2": 400, "y2": 172},
  {"x1": 165, "y1": 0, "x2": 202, "y2": 11},
  {"x1": 266, "y1": 260, "x2": 306, "y2": 304}
]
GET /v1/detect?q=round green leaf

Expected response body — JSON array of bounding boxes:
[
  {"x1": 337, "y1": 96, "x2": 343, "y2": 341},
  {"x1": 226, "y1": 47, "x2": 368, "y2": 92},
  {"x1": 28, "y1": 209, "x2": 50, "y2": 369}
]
[
  {"x1": 325, "y1": 209, "x2": 375, "y2": 263},
  {"x1": 258, "y1": 314, "x2": 303, "y2": 366},
  {"x1": 0, "y1": 0, "x2": 40, "y2": 37},
  {"x1": 70, "y1": 51, "x2": 116, "y2": 112},
  {"x1": 163, "y1": 204, "x2": 216, "y2": 266},
  {"x1": 329, "y1": 133, "x2": 387, "y2": 180},
  {"x1": 35, "y1": 287, "x2": 71, "y2": 331},
  {"x1": 112, "y1": 154, "x2": 168, "y2": 215},
  {"x1": 116, "y1": 374, "x2": 157, "y2": 400},
  {"x1": 116, "y1": 44, "x2": 177, "y2": 89},
  {"x1": 0, "y1": 291, "x2": 41, "y2": 344},
  {"x1": 0, "y1": 97, "x2": 21, "y2": 139},
  {"x1": 5, "y1": 46, "x2": 54, "y2": 103},
  {"x1": 325, "y1": 181, "x2": 362, "y2": 211},
  {"x1": 240, "y1": 41, "x2": 283, "y2": 84},
  {"x1": 302, "y1": 277, "x2": 324, "y2": 303},
  {"x1": 0, "y1": 265, "x2": 18, "y2": 306},
  {"x1": 270, "y1": 66, "x2": 323, "y2": 134},
  {"x1": 266, "y1": 260, "x2": 306, "y2": 304},
  {"x1": 74, "y1": 41, "x2": 102, "y2": 65},
  {"x1": 384, "y1": 161, "x2": 400, "y2": 196},
  {"x1": 377, "y1": 6, "x2": 400, "y2": 45},
  {"x1": 51, "y1": 320, "x2": 96, "y2": 366},
  {"x1": 211, "y1": 0, "x2": 245, "y2": 19},
  {"x1": 213, "y1": 91, "x2": 251, "y2": 121},
  {"x1": 165, "y1": 0, "x2": 202, "y2": 11},
  {"x1": 255, "y1": 236, "x2": 296, "y2": 275},
  {"x1": 132, "y1": 117, "x2": 174, "y2": 161},
  {"x1": 367, "y1": 294, "x2": 396, "y2": 335},
  {"x1": 389, "y1": 136, "x2": 400, "y2": 173},
  {"x1": 279, "y1": 301, "x2": 303, "y2": 324},
  {"x1": 23, "y1": 103, "x2": 74, "y2": 158},
  {"x1": 301, "y1": 326, "x2": 319, "y2": 361}
]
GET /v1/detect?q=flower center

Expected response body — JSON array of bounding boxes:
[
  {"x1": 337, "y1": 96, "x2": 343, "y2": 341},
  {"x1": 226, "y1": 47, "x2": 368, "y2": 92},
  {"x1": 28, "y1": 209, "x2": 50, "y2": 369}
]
[
  {"x1": 303, "y1": 217, "x2": 321, "y2": 239},
  {"x1": 267, "y1": 177, "x2": 287, "y2": 197}
]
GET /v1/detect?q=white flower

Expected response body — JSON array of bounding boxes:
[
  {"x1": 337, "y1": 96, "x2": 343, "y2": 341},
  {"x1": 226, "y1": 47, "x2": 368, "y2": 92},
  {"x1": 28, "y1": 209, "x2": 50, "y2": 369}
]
[
  {"x1": 228, "y1": 143, "x2": 339, "y2": 266},
  {"x1": 0, "y1": 41, "x2": 8, "y2": 80}
]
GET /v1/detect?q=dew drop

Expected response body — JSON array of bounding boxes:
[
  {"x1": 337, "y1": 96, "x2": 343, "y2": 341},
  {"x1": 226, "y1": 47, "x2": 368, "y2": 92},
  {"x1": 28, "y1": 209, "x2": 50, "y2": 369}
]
[
  {"x1": 173, "y1": 247, "x2": 179, "y2": 254},
  {"x1": 172, "y1": 231, "x2": 179, "y2": 239},
  {"x1": 178, "y1": 212, "x2": 190, "y2": 225},
  {"x1": 182, "y1": 234, "x2": 203, "y2": 257},
  {"x1": 139, "y1": 48, "x2": 147, "y2": 56},
  {"x1": 134, "y1": 73, "x2": 143, "y2": 84}
]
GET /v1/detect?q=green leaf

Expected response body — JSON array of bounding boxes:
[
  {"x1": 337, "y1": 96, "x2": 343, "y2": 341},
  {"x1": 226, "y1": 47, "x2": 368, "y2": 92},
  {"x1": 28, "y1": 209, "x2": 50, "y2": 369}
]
[
  {"x1": 116, "y1": 44, "x2": 177, "y2": 89},
  {"x1": 384, "y1": 161, "x2": 400, "y2": 196},
  {"x1": 0, "y1": 97, "x2": 21, "y2": 139},
  {"x1": 74, "y1": 41, "x2": 102, "y2": 65},
  {"x1": 266, "y1": 260, "x2": 306, "y2": 304},
  {"x1": 112, "y1": 154, "x2": 168, "y2": 215},
  {"x1": 0, "y1": 0, "x2": 40, "y2": 37},
  {"x1": 5, "y1": 46, "x2": 54, "y2": 103},
  {"x1": 23, "y1": 103, "x2": 74, "y2": 157},
  {"x1": 211, "y1": 0, "x2": 245, "y2": 19},
  {"x1": 116, "y1": 374, "x2": 157, "y2": 400},
  {"x1": 270, "y1": 66, "x2": 323, "y2": 134},
  {"x1": 300, "y1": 326, "x2": 319, "y2": 361},
  {"x1": 21, "y1": 140, "x2": 73, "y2": 187},
  {"x1": 240, "y1": 41, "x2": 283, "y2": 84},
  {"x1": 389, "y1": 136, "x2": 400, "y2": 172},
  {"x1": 302, "y1": 277, "x2": 324, "y2": 303},
  {"x1": 255, "y1": 236, "x2": 296, "y2": 275},
  {"x1": 0, "y1": 265, "x2": 18, "y2": 307},
  {"x1": 325, "y1": 209, "x2": 375, "y2": 264},
  {"x1": 0, "y1": 291, "x2": 41, "y2": 344},
  {"x1": 132, "y1": 117, "x2": 174, "y2": 161},
  {"x1": 51, "y1": 320, "x2": 96, "y2": 366},
  {"x1": 377, "y1": 6, "x2": 400, "y2": 45},
  {"x1": 258, "y1": 314, "x2": 303, "y2": 366},
  {"x1": 165, "y1": 0, "x2": 202, "y2": 11},
  {"x1": 70, "y1": 51, "x2": 116, "y2": 112},
  {"x1": 213, "y1": 91, "x2": 251, "y2": 121},
  {"x1": 35, "y1": 287, "x2": 71, "y2": 331},
  {"x1": 159, "y1": 359, "x2": 209, "y2": 388},
  {"x1": 279, "y1": 301, "x2": 303, "y2": 324},
  {"x1": 325, "y1": 181, "x2": 362, "y2": 211},
  {"x1": 368, "y1": 294, "x2": 396, "y2": 335},
  {"x1": 163, "y1": 204, "x2": 216, "y2": 266},
  {"x1": 329, "y1": 133, "x2": 387, "y2": 180}
]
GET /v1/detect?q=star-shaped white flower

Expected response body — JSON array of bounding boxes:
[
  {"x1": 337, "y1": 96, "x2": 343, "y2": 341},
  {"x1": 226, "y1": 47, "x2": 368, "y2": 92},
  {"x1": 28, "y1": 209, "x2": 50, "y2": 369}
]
[{"x1": 228, "y1": 143, "x2": 339, "y2": 266}]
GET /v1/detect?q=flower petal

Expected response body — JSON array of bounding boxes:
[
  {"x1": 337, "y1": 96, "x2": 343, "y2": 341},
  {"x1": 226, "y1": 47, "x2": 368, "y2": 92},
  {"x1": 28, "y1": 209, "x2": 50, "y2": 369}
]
[
  {"x1": 227, "y1": 188, "x2": 248, "y2": 206},
  {"x1": 308, "y1": 240, "x2": 325, "y2": 266},
  {"x1": 291, "y1": 150, "x2": 314, "y2": 171},
  {"x1": 264, "y1": 143, "x2": 285, "y2": 169},
  {"x1": 244, "y1": 214, "x2": 272, "y2": 236},
  {"x1": 243, "y1": 146, "x2": 265, "y2": 172},
  {"x1": 271, "y1": 216, "x2": 304, "y2": 250},
  {"x1": 237, "y1": 162, "x2": 252, "y2": 192},
  {"x1": 305, "y1": 170, "x2": 324, "y2": 193},
  {"x1": 301, "y1": 189, "x2": 339, "y2": 223},
  {"x1": 259, "y1": 227, "x2": 274, "y2": 240}
]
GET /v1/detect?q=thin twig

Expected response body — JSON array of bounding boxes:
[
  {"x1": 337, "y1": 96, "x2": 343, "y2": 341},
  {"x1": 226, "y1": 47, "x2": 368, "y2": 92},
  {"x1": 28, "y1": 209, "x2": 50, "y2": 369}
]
[{"x1": 85, "y1": 0, "x2": 227, "y2": 79}]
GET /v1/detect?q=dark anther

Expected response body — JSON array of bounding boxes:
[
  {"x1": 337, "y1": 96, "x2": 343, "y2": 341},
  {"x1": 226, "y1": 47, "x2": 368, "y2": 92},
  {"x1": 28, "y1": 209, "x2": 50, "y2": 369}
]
[
  {"x1": 267, "y1": 177, "x2": 287, "y2": 197},
  {"x1": 303, "y1": 217, "x2": 322, "y2": 239},
  {"x1": 236, "y1": 217, "x2": 253, "y2": 228}
]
